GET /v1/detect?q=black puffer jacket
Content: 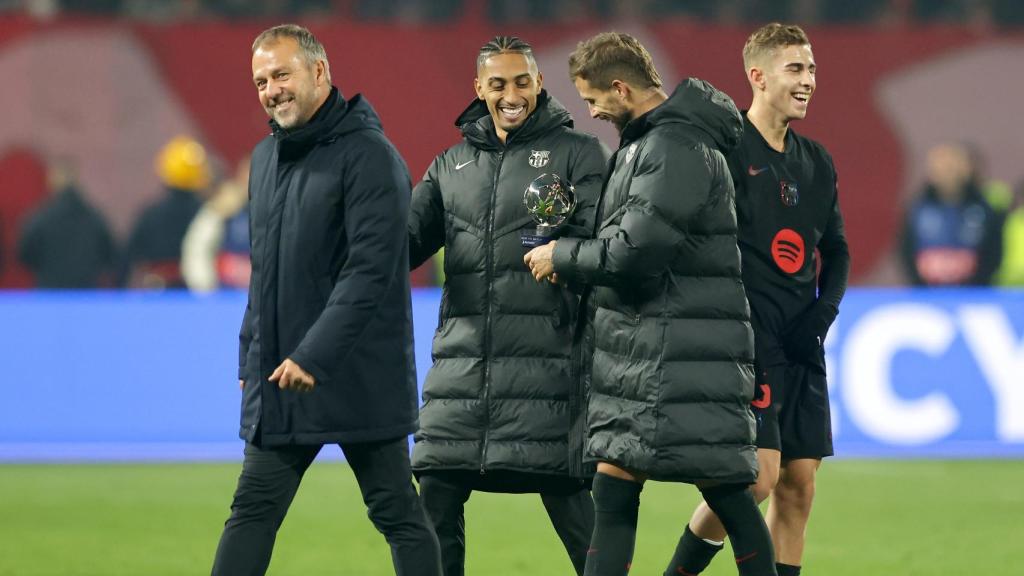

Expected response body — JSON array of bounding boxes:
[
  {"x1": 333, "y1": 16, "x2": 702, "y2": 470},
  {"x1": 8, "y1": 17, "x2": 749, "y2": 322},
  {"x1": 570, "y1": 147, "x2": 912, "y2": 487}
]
[
  {"x1": 238, "y1": 88, "x2": 418, "y2": 447},
  {"x1": 409, "y1": 91, "x2": 609, "y2": 479},
  {"x1": 552, "y1": 79, "x2": 758, "y2": 484}
]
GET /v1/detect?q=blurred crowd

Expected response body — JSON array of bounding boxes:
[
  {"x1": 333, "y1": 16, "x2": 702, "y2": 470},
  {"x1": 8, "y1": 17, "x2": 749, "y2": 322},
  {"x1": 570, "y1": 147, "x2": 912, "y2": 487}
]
[
  {"x1": 3, "y1": 1, "x2": 1023, "y2": 291},
  {"x1": 3, "y1": 0, "x2": 1024, "y2": 26},
  {"x1": 14, "y1": 135, "x2": 443, "y2": 291},
  {"x1": 899, "y1": 142, "x2": 1024, "y2": 287},
  {"x1": 17, "y1": 137, "x2": 254, "y2": 291},
  {"x1": 12, "y1": 134, "x2": 1024, "y2": 291}
]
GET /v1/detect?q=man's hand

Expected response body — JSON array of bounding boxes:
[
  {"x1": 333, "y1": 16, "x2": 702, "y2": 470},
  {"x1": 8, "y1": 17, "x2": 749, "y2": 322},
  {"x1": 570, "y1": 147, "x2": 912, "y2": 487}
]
[
  {"x1": 524, "y1": 240, "x2": 557, "y2": 282},
  {"x1": 239, "y1": 379, "x2": 244, "y2": 390},
  {"x1": 783, "y1": 306, "x2": 830, "y2": 364},
  {"x1": 269, "y1": 358, "x2": 316, "y2": 392}
]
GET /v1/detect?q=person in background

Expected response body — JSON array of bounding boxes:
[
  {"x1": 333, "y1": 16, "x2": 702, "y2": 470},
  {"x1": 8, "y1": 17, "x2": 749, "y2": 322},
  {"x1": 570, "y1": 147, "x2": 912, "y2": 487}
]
[
  {"x1": 994, "y1": 179, "x2": 1024, "y2": 286},
  {"x1": 18, "y1": 158, "x2": 115, "y2": 288},
  {"x1": 900, "y1": 142, "x2": 1002, "y2": 286},
  {"x1": 124, "y1": 135, "x2": 212, "y2": 289},
  {"x1": 181, "y1": 156, "x2": 250, "y2": 292}
]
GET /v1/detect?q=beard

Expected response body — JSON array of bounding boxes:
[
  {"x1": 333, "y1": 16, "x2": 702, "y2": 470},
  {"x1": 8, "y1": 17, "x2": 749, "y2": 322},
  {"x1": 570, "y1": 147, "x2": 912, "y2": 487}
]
[
  {"x1": 612, "y1": 109, "x2": 634, "y2": 133},
  {"x1": 266, "y1": 91, "x2": 311, "y2": 129}
]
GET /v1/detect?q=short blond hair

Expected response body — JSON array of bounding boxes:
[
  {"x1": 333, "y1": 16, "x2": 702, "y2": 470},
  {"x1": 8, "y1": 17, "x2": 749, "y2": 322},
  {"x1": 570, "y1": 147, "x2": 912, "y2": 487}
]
[{"x1": 742, "y1": 23, "x2": 810, "y2": 70}]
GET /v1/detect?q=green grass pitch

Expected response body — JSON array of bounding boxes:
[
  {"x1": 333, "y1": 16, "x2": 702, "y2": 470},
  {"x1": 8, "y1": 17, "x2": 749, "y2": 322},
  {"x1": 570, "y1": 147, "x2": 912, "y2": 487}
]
[{"x1": 1, "y1": 459, "x2": 1021, "y2": 575}]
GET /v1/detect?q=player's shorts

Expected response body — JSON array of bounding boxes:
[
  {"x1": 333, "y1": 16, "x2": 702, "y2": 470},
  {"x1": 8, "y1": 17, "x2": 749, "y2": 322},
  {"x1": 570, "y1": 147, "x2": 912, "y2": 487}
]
[{"x1": 750, "y1": 361, "x2": 834, "y2": 459}]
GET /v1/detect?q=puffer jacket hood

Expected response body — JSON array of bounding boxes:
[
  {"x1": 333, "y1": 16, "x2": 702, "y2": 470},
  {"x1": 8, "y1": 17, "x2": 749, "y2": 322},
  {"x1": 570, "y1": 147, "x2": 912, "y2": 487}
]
[{"x1": 622, "y1": 78, "x2": 743, "y2": 154}]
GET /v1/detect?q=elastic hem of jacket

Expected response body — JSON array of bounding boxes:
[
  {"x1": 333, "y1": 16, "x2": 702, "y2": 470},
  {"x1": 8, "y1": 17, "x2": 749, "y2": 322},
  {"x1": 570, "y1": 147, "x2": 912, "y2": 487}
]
[{"x1": 411, "y1": 463, "x2": 591, "y2": 481}]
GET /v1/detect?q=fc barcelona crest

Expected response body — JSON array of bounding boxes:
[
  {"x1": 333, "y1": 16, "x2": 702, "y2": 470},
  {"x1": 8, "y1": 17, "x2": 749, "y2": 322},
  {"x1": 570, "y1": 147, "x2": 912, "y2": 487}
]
[{"x1": 528, "y1": 150, "x2": 550, "y2": 168}]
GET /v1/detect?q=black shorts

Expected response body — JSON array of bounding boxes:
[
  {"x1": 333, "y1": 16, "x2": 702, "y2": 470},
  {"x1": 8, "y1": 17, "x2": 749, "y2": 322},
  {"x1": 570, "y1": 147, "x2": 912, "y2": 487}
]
[{"x1": 751, "y1": 361, "x2": 834, "y2": 459}]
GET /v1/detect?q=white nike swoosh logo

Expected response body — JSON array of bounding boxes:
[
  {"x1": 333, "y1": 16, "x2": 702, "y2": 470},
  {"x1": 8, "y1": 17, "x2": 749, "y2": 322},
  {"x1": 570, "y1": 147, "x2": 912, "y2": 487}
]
[{"x1": 455, "y1": 160, "x2": 474, "y2": 170}]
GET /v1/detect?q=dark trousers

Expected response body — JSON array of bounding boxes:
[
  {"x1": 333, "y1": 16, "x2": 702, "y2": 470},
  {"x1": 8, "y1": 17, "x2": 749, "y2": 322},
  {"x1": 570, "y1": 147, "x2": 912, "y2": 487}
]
[
  {"x1": 418, "y1": 472, "x2": 595, "y2": 576},
  {"x1": 211, "y1": 437, "x2": 441, "y2": 576}
]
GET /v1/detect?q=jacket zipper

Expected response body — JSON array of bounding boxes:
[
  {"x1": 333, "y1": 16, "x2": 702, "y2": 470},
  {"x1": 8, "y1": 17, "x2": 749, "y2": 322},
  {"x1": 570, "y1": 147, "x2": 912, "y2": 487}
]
[
  {"x1": 569, "y1": 309, "x2": 585, "y2": 478},
  {"x1": 480, "y1": 149, "x2": 504, "y2": 474},
  {"x1": 567, "y1": 147, "x2": 617, "y2": 476}
]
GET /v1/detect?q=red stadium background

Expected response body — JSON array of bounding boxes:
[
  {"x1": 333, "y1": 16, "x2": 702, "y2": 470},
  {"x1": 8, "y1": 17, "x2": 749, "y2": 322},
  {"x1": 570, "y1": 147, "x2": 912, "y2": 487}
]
[{"x1": 1, "y1": 14, "x2": 1021, "y2": 287}]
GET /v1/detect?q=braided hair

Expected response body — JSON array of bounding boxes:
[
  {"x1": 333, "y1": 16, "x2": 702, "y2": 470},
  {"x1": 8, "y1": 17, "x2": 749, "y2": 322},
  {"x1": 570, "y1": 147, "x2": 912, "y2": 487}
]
[{"x1": 477, "y1": 35, "x2": 537, "y2": 71}]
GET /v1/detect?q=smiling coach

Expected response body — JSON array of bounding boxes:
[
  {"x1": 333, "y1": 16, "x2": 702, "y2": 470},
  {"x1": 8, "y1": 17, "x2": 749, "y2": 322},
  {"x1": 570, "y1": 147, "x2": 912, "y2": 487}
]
[{"x1": 211, "y1": 24, "x2": 441, "y2": 576}]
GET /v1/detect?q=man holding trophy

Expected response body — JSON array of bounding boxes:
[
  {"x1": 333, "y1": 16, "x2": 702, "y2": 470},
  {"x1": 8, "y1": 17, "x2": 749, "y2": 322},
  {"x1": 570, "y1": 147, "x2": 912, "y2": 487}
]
[
  {"x1": 525, "y1": 32, "x2": 777, "y2": 576},
  {"x1": 407, "y1": 35, "x2": 609, "y2": 576}
]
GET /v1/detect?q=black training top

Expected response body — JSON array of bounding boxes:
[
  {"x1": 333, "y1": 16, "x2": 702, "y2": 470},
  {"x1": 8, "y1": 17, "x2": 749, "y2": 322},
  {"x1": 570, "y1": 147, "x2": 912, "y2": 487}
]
[{"x1": 729, "y1": 113, "x2": 850, "y2": 369}]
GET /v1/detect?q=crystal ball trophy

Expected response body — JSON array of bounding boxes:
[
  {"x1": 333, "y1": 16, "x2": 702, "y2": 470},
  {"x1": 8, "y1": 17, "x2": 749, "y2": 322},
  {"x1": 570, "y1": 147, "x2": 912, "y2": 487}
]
[{"x1": 521, "y1": 173, "x2": 577, "y2": 248}]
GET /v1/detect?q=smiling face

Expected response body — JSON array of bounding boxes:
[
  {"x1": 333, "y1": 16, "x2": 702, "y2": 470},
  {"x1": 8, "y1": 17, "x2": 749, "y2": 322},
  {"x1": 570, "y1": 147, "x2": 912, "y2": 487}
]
[
  {"x1": 574, "y1": 76, "x2": 634, "y2": 133},
  {"x1": 751, "y1": 43, "x2": 816, "y2": 124},
  {"x1": 252, "y1": 37, "x2": 329, "y2": 130},
  {"x1": 475, "y1": 52, "x2": 543, "y2": 142}
]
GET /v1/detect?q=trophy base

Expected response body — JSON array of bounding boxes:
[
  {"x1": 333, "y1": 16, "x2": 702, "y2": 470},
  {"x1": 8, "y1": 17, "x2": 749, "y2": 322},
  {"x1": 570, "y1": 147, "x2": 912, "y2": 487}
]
[{"x1": 521, "y1": 226, "x2": 556, "y2": 248}]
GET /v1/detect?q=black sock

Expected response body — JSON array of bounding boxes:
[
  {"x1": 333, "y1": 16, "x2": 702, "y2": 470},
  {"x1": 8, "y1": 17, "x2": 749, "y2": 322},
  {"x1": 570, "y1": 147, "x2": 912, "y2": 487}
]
[
  {"x1": 776, "y1": 563, "x2": 801, "y2": 576},
  {"x1": 663, "y1": 523, "x2": 723, "y2": 575},
  {"x1": 699, "y1": 483, "x2": 776, "y2": 576},
  {"x1": 583, "y1": 472, "x2": 643, "y2": 576}
]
